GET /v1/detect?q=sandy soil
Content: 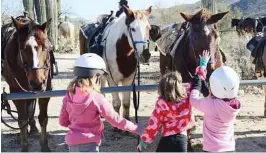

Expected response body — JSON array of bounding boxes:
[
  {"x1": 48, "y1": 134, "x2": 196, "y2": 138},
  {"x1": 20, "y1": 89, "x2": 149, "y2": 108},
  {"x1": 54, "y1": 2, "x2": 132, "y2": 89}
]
[{"x1": 1, "y1": 52, "x2": 266, "y2": 152}]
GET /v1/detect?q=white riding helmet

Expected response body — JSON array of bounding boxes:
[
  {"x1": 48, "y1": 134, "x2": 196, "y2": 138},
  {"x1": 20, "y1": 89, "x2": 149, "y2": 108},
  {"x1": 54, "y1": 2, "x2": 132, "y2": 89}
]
[
  {"x1": 74, "y1": 53, "x2": 108, "y2": 77},
  {"x1": 209, "y1": 66, "x2": 240, "y2": 99}
]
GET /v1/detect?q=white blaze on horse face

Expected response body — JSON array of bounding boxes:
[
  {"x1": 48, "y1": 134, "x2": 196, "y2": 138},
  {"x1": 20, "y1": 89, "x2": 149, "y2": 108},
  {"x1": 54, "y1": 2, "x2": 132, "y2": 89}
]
[
  {"x1": 129, "y1": 19, "x2": 148, "y2": 55},
  {"x1": 26, "y1": 36, "x2": 39, "y2": 68},
  {"x1": 204, "y1": 25, "x2": 210, "y2": 36}
]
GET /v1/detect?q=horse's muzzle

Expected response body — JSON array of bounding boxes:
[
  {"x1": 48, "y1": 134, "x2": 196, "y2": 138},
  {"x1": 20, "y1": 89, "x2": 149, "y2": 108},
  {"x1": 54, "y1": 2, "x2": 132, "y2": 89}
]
[{"x1": 30, "y1": 80, "x2": 45, "y2": 91}]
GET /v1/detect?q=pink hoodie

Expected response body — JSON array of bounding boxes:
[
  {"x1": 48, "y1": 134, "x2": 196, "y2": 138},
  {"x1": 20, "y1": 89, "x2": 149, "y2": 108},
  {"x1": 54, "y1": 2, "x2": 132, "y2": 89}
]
[
  {"x1": 190, "y1": 89, "x2": 241, "y2": 152},
  {"x1": 59, "y1": 87, "x2": 138, "y2": 146}
]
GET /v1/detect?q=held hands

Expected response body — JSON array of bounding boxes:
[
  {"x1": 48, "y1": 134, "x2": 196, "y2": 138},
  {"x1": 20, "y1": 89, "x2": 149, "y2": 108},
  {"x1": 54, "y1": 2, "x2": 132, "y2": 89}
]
[{"x1": 137, "y1": 141, "x2": 147, "y2": 152}]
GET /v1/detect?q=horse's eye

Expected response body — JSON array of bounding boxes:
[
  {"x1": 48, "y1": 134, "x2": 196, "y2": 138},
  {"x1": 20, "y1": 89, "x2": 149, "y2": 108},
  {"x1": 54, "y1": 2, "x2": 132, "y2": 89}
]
[{"x1": 131, "y1": 28, "x2": 136, "y2": 32}]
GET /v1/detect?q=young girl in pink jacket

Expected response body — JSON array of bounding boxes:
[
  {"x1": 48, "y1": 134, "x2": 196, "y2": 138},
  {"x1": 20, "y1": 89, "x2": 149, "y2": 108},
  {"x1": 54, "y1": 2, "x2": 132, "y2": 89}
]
[
  {"x1": 190, "y1": 51, "x2": 241, "y2": 152},
  {"x1": 59, "y1": 53, "x2": 141, "y2": 152}
]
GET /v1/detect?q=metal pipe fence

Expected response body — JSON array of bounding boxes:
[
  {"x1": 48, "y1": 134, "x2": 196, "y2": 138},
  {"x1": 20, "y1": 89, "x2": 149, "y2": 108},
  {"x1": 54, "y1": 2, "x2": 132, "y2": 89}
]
[{"x1": 2, "y1": 80, "x2": 266, "y2": 101}]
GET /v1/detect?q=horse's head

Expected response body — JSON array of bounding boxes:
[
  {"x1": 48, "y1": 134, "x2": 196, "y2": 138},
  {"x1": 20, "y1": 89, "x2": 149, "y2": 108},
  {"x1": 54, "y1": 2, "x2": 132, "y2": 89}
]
[
  {"x1": 123, "y1": 5, "x2": 152, "y2": 63},
  {"x1": 149, "y1": 25, "x2": 162, "y2": 42},
  {"x1": 12, "y1": 17, "x2": 52, "y2": 91},
  {"x1": 181, "y1": 9, "x2": 228, "y2": 73}
]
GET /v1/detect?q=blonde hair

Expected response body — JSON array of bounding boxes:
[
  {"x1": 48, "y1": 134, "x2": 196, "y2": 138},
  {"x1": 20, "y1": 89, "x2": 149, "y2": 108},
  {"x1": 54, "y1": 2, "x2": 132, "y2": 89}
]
[
  {"x1": 158, "y1": 71, "x2": 187, "y2": 103},
  {"x1": 67, "y1": 76, "x2": 100, "y2": 94}
]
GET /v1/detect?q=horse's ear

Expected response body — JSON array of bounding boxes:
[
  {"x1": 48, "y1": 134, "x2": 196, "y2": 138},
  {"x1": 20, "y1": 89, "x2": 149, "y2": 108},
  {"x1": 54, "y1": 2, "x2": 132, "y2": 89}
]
[
  {"x1": 207, "y1": 11, "x2": 229, "y2": 24},
  {"x1": 123, "y1": 5, "x2": 133, "y2": 17},
  {"x1": 11, "y1": 16, "x2": 24, "y2": 30},
  {"x1": 145, "y1": 6, "x2": 152, "y2": 16},
  {"x1": 123, "y1": 5, "x2": 135, "y2": 25},
  {"x1": 180, "y1": 12, "x2": 193, "y2": 22},
  {"x1": 40, "y1": 18, "x2": 52, "y2": 32}
]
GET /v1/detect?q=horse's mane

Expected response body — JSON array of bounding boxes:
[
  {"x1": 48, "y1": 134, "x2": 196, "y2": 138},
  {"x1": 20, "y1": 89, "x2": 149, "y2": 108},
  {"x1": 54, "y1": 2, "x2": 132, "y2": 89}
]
[
  {"x1": 133, "y1": 10, "x2": 150, "y2": 27},
  {"x1": 192, "y1": 8, "x2": 212, "y2": 22}
]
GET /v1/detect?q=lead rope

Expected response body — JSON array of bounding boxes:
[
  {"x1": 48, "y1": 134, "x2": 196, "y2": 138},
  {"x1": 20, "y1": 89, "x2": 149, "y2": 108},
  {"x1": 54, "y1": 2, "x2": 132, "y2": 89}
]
[
  {"x1": 1, "y1": 88, "x2": 37, "y2": 130},
  {"x1": 127, "y1": 25, "x2": 141, "y2": 146},
  {"x1": 132, "y1": 60, "x2": 140, "y2": 144}
]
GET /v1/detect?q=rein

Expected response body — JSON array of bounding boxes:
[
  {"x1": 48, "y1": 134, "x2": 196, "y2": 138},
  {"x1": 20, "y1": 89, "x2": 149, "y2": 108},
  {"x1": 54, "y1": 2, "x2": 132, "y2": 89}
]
[{"x1": 127, "y1": 24, "x2": 150, "y2": 145}]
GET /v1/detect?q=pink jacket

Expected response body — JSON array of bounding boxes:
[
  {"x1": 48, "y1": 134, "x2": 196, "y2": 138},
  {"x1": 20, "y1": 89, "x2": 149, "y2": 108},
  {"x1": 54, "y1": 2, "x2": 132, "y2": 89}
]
[
  {"x1": 59, "y1": 87, "x2": 138, "y2": 146},
  {"x1": 190, "y1": 90, "x2": 241, "y2": 152}
]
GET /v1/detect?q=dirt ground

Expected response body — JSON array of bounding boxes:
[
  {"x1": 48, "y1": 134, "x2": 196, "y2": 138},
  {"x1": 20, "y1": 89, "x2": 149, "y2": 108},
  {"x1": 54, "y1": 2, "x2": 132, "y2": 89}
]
[{"x1": 1, "y1": 52, "x2": 266, "y2": 152}]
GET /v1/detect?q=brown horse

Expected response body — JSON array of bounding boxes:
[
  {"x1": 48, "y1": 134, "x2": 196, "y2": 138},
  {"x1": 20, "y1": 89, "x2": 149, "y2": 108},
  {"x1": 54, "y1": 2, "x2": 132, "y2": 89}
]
[
  {"x1": 1, "y1": 17, "x2": 53, "y2": 152},
  {"x1": 160, "y1": 9, "x2": 228, "y2": 82}
]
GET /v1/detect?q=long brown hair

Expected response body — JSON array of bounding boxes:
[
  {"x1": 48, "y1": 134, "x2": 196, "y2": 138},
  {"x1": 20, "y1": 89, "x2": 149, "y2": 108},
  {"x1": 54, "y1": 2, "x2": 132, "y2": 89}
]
[
  {"x1": 158, "y1": 71, "x2": 187, "y2": 103},
  {"x1": 67, "y1": 76, "x2": 100, "y2": 95}
]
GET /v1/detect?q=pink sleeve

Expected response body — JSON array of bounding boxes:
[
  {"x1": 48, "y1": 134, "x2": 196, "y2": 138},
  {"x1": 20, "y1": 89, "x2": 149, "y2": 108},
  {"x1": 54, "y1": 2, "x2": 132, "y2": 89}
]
[
  {"x1": 59, "y1": 97, "x2": 70, "y2": 127},
  {"x1": 140, "y1": 102, "x2": 162, "y2": 144},
  {"x1": 96, "y1": 95, "x2": 138, "y2": 134},
  {"x1": 189, "y1": 89, "x2": 209, "y2": 112},
  {"x1": 195, "y1": 66, "x2": 207, "y2": 80}
]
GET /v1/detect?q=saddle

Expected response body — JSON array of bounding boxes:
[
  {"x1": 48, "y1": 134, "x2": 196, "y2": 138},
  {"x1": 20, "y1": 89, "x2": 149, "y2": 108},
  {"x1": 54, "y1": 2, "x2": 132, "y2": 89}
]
[
  {"x1": 80, "y1": 11, "x2": 114, "y2": 57},
  {"x1": 247, "y1": 32, "x2": 266, "y2": 73},
  {"x1": 155, "y1": 22, "x2": 189, "y2": 57}
]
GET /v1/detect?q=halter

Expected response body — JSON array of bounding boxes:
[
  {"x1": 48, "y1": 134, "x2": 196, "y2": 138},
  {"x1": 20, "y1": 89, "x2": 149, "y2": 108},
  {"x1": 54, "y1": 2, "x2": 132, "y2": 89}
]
[
  {"x1": 189, "y1": 29, "x2": 217, "y2": 65},
  {"x1": 127, "y1": 25, "x2": 149, "y2": 58}
]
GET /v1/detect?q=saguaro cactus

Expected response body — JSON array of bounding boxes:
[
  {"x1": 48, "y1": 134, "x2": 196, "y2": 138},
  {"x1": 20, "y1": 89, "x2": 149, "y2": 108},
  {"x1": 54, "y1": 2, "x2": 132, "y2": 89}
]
[
  {"x1": 57, "y1": 0, "x2": 61, "y2": 19},
  {"x1": 23, "y1": 0, "x2": 35, "y2": 19},
  {"x1": 35, "y1": 0, "x2": 46, "y2": 24},
  {"x1": 45, "y1": 0, "x2": 55, "y2": 49},
  {"x1": 201, "y1": 0, "x2": 217, "y2": 14},
  {"x1": 54, "y1": 0, "x2": 58, "y2": 50}
]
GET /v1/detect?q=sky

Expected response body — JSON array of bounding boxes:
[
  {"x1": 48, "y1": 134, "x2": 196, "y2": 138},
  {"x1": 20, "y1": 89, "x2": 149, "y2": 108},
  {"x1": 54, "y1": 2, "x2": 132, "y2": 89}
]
[{"x1": 1, "y1": 0, "x2": 199, "y2": 21}]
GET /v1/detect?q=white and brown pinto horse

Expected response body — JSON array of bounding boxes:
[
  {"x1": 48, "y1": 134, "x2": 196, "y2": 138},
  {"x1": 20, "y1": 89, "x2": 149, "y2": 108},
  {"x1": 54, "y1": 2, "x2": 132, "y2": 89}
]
[{"x1": 101, "y1": 6, "x2": 152, "y2": 120}]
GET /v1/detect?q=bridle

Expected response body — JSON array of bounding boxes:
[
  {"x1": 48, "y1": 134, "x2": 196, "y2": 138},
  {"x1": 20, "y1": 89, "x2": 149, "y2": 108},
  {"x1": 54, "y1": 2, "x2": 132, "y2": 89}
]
[
  {"x1": 181, "y1": 23, "x2": 218, "y2": 79},
  {"x1": 127, "y1": 24, "x2": 150, "y2": 60}
]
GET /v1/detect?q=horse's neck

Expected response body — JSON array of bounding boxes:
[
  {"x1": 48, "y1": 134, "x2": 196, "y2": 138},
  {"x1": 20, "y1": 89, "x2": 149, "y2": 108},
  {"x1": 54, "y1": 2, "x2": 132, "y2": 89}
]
[
  {"x1": 185, "y1": 32, "x2": 197, "y2": 64},
  {"x1": 104, "y1": 17, "x2": 128, "y2": 45},
  {"x1": 6, "y1": 32, "x2": 23, "y2": 73}
]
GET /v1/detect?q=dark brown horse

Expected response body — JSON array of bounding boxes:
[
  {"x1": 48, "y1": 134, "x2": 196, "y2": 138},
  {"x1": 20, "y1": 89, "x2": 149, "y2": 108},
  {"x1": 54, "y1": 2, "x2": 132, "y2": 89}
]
[
  {"x1": 160, "y1": 9, "x2": 228, "y2": 82},
  {"x1": 1, "y1": 16, "x2": 53, "y2": 151},
  {"x1": 234, "y1": 17, "x2": 266, "y2": 36},
  {"x1": 231, "y1": 18, "x2": 244, "y2": 36}
]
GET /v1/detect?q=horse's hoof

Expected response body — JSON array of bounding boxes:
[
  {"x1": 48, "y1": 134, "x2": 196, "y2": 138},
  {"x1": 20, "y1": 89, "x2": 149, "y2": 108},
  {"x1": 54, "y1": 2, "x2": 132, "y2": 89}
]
[
  {"x1": 113, "y1": 127, "x2": 122, "y2": 133},
  {"x1": 29, "y1": 126, "x2": 39, "y2": 136},
  {"x1": 21, "y1": 146, "x2": 29, "y2": 152},
  {"x1": 41, "y1": 147, "x2": 51, "y2": 152}
]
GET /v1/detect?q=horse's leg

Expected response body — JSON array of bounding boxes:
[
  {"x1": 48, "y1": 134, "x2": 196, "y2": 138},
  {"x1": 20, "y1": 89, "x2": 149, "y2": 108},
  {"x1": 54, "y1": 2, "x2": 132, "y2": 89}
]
[
  {"x1": 13, "y1": 100, "x2": 29, "y2": 152},
  {"x1": 121, "y1": 75, "x2": 135, "y2": 120},
  {"x1": 160, "y1": 52, "x2": 167, "y2": 75},
  {"x1": 107, "y1": 77, "x2": 122, "y2": 131},
  {"x1": 27, "y1": 99, "x2": 38, "y2": 135},
  {"x1": 38, "y1": 98, "x2": 51, "y2": 152},
  {"x1": 263, "y1": 85, "x2": 266, "y2": 117}
]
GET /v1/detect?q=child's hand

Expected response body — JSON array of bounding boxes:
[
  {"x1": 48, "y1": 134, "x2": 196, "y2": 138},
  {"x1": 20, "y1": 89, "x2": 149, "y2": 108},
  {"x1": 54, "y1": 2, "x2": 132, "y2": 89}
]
[
  {"x1": 199, "y1": 50, "x2": 211, "y2": 68},
  {"x1": 137, "y1": 144, "x2": 143, "y2": 152},
  {"x1": 137, "y1": 141, "x2": 147, "y2": 152},
  {"x1": 200, "y1": 50, "x2": 211, "y2": 61}
]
